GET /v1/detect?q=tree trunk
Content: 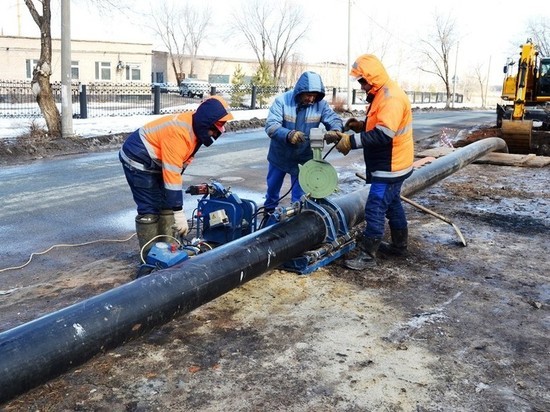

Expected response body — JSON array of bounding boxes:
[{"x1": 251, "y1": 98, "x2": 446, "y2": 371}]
[
  {"x1": 25, "y1": 0, "x2": 62, "y2": 138},
  {"x1": 33, "y1": 64, "x2": 61, "y2": 137}
]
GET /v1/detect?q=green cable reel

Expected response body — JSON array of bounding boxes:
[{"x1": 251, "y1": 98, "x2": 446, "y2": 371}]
[{"x1": 298, "y1": 128, "x2": 338, "y2": 199}]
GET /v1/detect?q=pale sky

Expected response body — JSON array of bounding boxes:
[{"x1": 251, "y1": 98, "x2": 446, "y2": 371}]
[{"x1": 2, "y1": 0, "x2": 546, "y2": 87}]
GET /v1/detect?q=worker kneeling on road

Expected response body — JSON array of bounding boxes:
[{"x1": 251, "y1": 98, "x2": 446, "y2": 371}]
[
  {"x1": 119, "y1": 96, "x2": 234, "y2": 258},
  {"x1": 324, "y1": 54, "x2": 414, "y2": 270}
]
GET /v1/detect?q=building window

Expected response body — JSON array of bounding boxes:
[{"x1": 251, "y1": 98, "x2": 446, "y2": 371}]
[
  {"x1": 71, "y1": 61, "x2": 79, "y2": 80},
  {"x1": 25, "y1": 59, "x2": 40, "y2": 79},
  {"x1": 95, "y1": 61, "x2": 111, "y2": 80},
  {"x1": 125, "y1": 65, "x2": 141, "y2": 81}
]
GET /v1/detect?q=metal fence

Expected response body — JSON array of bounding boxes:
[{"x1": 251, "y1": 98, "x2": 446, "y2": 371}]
[
  {"x1": 0, "y1": 80, "x2": 463, "y2": 119},
  {"x1": 0, "y1": 81, "x2": 291, "y2": 119}
]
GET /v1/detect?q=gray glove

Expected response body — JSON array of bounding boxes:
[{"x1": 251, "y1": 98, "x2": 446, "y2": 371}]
[{"x1": 173, "y1": 209, "x2": 189, "y2": 236}]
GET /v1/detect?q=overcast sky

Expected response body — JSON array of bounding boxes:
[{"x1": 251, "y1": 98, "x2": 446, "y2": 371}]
[{"x1": 2, "y1": 0, "x2": 546, "y2": 86}]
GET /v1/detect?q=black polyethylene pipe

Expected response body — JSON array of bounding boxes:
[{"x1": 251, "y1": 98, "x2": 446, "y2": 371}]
[
  {"x1": 0, "y1": 137, "x2": 507, "y2": 404},
  {"x1": 0, "y1": 211, "x2": 326, "y2": 403},
  {"x1": 332, "y1": 137, "x2": 507, "y2": 228}
]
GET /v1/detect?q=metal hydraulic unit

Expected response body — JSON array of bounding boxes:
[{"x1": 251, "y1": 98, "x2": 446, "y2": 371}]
[
  {"x1": 187, "y1": 181, "x2": 258, "y2": 245},
  {"x1": 140, "y1": 182, "x2": 258, "y2": 274}
]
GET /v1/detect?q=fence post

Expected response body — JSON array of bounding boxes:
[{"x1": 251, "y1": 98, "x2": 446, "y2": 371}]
[
  {"x1": 153, "y1": 85, "x2": 160, "y2": 115},
  {"x1": 352, "y1": 89, "x2": 357, "y2": 105},
  {"x1": 332, "y1": 87, "x2": 337, "y2": 103},
  {"x1": 210, "y1": 86, "x2": 216, "y2": 96},
  {"x1": 79, "y1": 84, "x2": 87, "y2": 119},
  {"x1": 250, "y1": 85, "x2": 257, "y2": 110}
]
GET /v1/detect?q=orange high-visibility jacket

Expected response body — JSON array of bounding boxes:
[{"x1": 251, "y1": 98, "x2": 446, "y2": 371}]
[
  {"x1": 121, "y1": 97, "x2": 232, "y2": 209},
  {"x1": 350, "y1": 54, "x2": 414, "y2": 182}
]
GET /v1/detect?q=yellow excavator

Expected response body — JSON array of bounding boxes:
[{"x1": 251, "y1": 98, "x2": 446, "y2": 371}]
[{"x1": 497, "y1": 39, "x2": 550, "y2": 154}]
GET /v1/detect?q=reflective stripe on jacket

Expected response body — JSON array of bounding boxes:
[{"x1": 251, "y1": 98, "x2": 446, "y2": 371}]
[
  {"x1": 121, "y1": 112, "x2": 197, "y2": 209},
  {"x1": 265, "y1": 71, "x2": 343, "y2": 175}
]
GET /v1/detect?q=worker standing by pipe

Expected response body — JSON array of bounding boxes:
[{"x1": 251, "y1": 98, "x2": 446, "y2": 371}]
[
  {"x1": 264, "y1": 71, "x2": 343, "y2": 214},
  {"x1": 324, "y1": 54, "x2": 415, "y2": 270}
]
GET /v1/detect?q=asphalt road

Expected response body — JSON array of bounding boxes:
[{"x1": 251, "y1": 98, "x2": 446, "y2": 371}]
[{"x1": 0, "y1": 110, "x2": 496, "y2": 270}]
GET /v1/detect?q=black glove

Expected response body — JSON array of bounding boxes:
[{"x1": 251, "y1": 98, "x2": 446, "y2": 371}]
[{"x1": 344, "y1": 118, "x2": 365, "y2": 133}]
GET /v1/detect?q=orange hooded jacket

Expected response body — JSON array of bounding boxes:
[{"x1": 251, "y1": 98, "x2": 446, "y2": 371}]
[
  {"x1": 349, "y1": 54, "x2": 414, "y2": 182},
  {"x1": 121, "y1": 96, "x2": 233, "y2": 209}
]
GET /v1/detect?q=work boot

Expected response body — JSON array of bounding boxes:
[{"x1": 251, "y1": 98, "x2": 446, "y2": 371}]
[
  {"x1": 135, "y1": 214, "x2": 160, "y2": 257},
  {"x1": 379, "y1": 228, "x2": 408, "y2": 256},
  {"x1": 158, "y1": 209, "x2": 176, "y2": 242},
  {"x1": 345, "y1": 237, "x2": 382, "y2": 271}
]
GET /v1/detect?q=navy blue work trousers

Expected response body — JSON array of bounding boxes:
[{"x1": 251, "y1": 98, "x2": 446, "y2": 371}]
[
  {"x1": 121, "y1": 159, "x2": 169, "y2": 216},
  {"x1": 264, "y1": 162, "x2": 305, "y2": 210},
  {"x1": 363, "y1": 180, "x2": 407, "y2": 239}
]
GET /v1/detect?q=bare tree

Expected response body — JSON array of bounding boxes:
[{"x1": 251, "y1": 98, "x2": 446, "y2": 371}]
[
  {"x1": 24, "y1": 0, "x2": 131, "y2": 138},
  {"x1": 183, "y1": 3, "x2": 210, "y2": 77},
  {"x1": 472, "y1": 63, "x2": 487, "y2": 109},
  {"x1": 526, "y1": 17, "x2": 549, "y2": 56},
  {"x1": 418, "y1": 12, "x2": 458, "y2": 108},
  {"x1": 24, "y1": 0, "x2": 61, "y2": 137},
  {"x1": 149, "y1": 1, "x2": 210, "y2": 82},
  {"x1": 150, "y1": 2, "x2": 189, "y2": 82},
  {"x1": 229, "y1": 0, "x2": 308, "y2": 85}
]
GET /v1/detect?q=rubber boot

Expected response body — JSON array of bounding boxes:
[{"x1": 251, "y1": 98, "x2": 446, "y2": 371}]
[
  {"x1": 379, "y1": 228, "x2": 408, "y2": 256},
  {"x1": 158, "y1": 209, "x2": 176, "y2": 242},
  {"x1": 135, "y1": 214, "x2": 160, "y2": 257},
  {"x1": 345, "y1": 237, "x2": 382, "y2": 271}
]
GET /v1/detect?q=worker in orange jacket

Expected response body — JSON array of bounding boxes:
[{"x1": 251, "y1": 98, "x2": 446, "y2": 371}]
[
  {"x1": 325, "y1": 54, "x2": 414, "y2": 270},
  {"x1": 120, "y1": 96, "x2": 233, "y2": 259}
]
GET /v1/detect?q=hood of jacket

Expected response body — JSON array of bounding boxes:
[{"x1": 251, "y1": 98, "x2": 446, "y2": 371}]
[
  {"x1": 350, "y1": 54, "x2": 390, "y2": 94},
  {"x1": 192, "y1": 96, "x2": 234, "y2": 147},
  {"x1": 292, "y1": 71, "x2": 326, "y2": 103}
]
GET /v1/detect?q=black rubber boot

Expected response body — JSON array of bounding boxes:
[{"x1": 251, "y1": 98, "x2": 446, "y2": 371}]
[
  {"x1": 158, "y1": 209, "x2": 176, "y2": 242},
  {"x1": 345, "y1": 237, "x2": 382, "y2": 271},
  {"x1": 135, "y1": 214, "x2": 160, "y2": 257},
  {"x1": 379, "y1": 228, "x2": 408, "y2": 256}
]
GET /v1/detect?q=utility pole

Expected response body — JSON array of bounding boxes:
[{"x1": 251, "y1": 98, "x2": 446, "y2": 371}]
[
  {"x1": 61, "y1": 0, "x2": 74, "y2": 137},
  {"x1": 451, "y1": 41, "x2": 459, "y2": 108},
  {"x1": 346, "y1": 0, "x2": 352, "y2": 110},
  {"x1": 484, "y1": 55, "x2": 492, "y2": 109},
  {"x1": 17, "y1": 0, "x2": 22, "y2": 36}
]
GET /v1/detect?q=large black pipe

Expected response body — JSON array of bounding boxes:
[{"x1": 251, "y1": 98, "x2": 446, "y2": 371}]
[
  {"x1": 332, "y1": 137, "x2": 507, "y2": 228},
  {"x1": 0, "y1": 212, "x2": 326, "y2": 403},
  {"x1": 0, "y1": 137, "x2": 507, "y2": 404}
]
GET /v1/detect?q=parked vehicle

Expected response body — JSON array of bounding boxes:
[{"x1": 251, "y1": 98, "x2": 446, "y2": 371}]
[
  {"x1": 151, "y1": 83, "x2": 179, "y2": 94},
  {"x1": 179, "y1": 79, "x2": 210, "y2": 98}
]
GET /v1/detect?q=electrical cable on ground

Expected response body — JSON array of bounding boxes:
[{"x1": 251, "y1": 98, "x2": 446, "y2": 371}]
[{"x1": 0, "y1": 233, "x2": 137, "y2": 273}]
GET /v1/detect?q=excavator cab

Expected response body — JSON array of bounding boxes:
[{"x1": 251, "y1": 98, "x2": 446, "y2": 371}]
[{"x1": 537, "y1": 58, "x2": 550, "y2": 97}]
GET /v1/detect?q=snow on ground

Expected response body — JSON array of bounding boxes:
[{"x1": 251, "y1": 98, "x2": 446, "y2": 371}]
[{"x1": 0, "y1": 109, "x2": 270, "y2": 141}]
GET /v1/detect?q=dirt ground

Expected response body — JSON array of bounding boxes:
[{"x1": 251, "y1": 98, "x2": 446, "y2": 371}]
[{"x1": 0, "y1": 122, "x2": 549, "y2": 412}]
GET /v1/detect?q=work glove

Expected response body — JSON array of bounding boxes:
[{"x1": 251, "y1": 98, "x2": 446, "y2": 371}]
[
  {"x1": 344, "y1": 118, "x2": 365, "y2": 133},
  {"x1": 172, "y1": 209, "x2": 189, "y2": 236},
  {"x1": 335, "y1": 133, "x2": 352, "y2": 156},
  {"x1": 323, "y1": 130, "x2": 342, "y2": 144},
  {"x1": 287, "y1": 130, "x2": 306, "y2": 145}
]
